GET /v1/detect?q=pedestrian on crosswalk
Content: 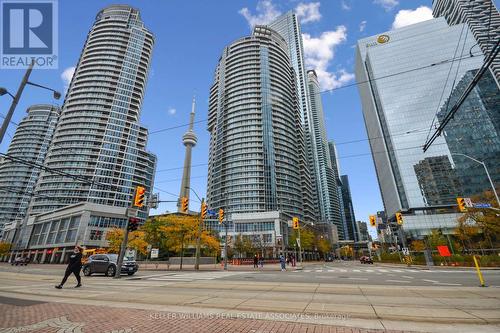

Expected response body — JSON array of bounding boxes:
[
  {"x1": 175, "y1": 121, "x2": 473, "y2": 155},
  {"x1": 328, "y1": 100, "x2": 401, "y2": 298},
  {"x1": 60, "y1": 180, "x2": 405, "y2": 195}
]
[
  {"x1": 55, "y1": 246, "x2": 83, "y2": 289},
  {"x1": 279, "y1": 254, "x2": 286, "y2": 271}
]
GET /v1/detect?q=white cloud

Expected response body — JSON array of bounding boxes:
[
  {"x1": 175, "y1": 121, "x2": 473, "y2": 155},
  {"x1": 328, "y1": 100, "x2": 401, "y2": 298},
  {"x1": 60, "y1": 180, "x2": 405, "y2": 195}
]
[
  {"x1": 167, "y1": 108, "x2": 176, "y2": 116},
  {"x1": 392, "y1": 6, "x2": 433, "y2": 29},
  {"x1": 61, "y1": 66, "x2": 75, "y2": 90},
  {"x1": 295, "y1": 2, "x2": 321, "y2": 24},
  {"x1": 359, "y1": 20, "x2": 367, "y2": 32},
  {"x1": 341, "y1": 0, "x2": 351, "y2": 11},
  {"x1": 239, "y1": 0, "x2": 281, "y2": 28},
  {"x1": 374, "y1": 0, "x2": 399, "y2": 11},
  {"x1": 302, "y1": 26, "x2": 354, "y2": 90}
]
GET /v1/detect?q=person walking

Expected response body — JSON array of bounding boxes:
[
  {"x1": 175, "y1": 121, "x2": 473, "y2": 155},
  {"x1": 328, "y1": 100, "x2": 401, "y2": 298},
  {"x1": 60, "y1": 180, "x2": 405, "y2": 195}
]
[
  {"x1": 253, "y1": 254, "x2": 258, "y2": 268},
  {"x1": 55, "y1": 246, "x2": 83, "y2": 289},
  {"x1": 279, "y1": 254, "x2": 286, "y2": 271}
]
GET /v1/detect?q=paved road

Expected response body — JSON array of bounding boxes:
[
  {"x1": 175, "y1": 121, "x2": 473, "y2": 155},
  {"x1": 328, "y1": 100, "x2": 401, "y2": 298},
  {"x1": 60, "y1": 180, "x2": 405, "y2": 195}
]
[
  {"x1": 2, "y1": 261, "x2": 499, "y2": 287},
  {"x1": 1, "y1": 264, "x2": 499, "y2": 333}
]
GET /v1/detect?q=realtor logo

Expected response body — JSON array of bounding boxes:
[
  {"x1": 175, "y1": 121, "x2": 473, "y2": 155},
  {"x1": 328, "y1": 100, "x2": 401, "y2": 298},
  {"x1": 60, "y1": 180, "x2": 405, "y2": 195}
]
[{"x1": 1, "y1": 0, "x2": 58, "y2": 69}]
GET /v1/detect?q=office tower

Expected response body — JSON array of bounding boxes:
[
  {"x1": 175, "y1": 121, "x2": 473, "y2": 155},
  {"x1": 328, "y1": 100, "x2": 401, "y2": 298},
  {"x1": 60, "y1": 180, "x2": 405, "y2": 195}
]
[
  {"x1": 328, "y1": 141, "x2": 348, "y2": 240},
  {"x1": 340, "y1": 175, "x2": 359, "y2": 242},
  {"x1": 432, "y1": 0, "x2": 500, "y2": 84},
  {"x1": 207, "y1": 26, "x2": 305, "y2": 220},
  {"x1": 0, "y1": 105, "x2": 59, "y2": 239},
  {"x1": 30, "y1": 5, "x2": 156, "y2": 219},
  {"x1": 355, "y1": 18, "x2": 483, "y2": 237},
  {"x1": 268, "y1": 12, "x2": 318, "y2": 222},
  {"x1": 437, "y1": 69, "x2": 500, "y2": 197},
  {"x1": 357, "y1": 221, "x2": 370, "y2": 242},
  {"x1": 307, "y1": 70, "x2": 343, "y2": 227},
  {"x1": 178, "y1": 98, "x2": 198, "y2": 212}
]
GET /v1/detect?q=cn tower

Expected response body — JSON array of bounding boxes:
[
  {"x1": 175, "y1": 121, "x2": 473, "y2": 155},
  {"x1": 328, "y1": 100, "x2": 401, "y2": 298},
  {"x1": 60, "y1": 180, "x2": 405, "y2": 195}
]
[{"x1": 178, "y1": 97, "x2": 198, "y2": 212}]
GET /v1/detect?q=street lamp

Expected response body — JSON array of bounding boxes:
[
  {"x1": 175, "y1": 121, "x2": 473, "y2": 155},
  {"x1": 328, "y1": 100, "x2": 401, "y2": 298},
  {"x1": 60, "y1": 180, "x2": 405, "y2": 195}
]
[
  {"x1": 0, "y1": 60, "x2": 62, "y2": 145},
  {"x1": 451, "y1": 153, "x2": 500, "y2": 208}
]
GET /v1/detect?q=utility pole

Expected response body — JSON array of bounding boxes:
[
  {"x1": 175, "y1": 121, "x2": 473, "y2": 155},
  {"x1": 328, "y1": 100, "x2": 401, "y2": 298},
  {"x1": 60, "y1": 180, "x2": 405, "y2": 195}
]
[
  {"x1": 297, "y1": 224, "x2": 303, "y2": 267},
  {"x1": 0, "y1": 61, "x2": 34, "y2": 145}
]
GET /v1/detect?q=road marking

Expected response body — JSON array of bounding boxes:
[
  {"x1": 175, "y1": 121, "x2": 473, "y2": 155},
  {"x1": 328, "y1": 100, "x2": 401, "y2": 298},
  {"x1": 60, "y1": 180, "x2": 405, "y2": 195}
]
[
  {"x1": 352, "y1": 269, "x2": 361, "y2": 272},
  {"x1": 422, "y1": 279, "x2": 440, "y2": 283},
  {"x1": 434, "y1": 282, "x2": 462, "y2": 286},
  {"x1": 401, "y1": 275, "x2": 414, "y2": 279},
  {"x1": 304, "y1": 270, "x2": 312, "y2": 273},
  {"x1": 364, "y1": 269, "x2": 374, "y2": 272},
  {"x1": 386, "y1": 279, "x2": 411, "y2": 283},
  {"x1": 340, "y1": 269, "x2": 347, "y2": 272},
  {"x1": 347, "y1": 277, "x2": 368, "y2": 281},
  {"x1": 391, "y1": 269, "x2": 403, "y2": 272},
  {"x1": 315, "y1": 270, "x2": 323, "y2": 272},
  {"x1": 377, "y1": 269, "x2": 389, "y2": 272},
  {"x1": 327, "y1": 270, "x2": 335, "y2": 272}
]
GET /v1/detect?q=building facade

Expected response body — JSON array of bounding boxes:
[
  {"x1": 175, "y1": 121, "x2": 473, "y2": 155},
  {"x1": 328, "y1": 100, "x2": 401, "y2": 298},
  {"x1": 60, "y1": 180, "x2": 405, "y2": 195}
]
[
  {"x1": 307, "y1": 70, "x2": 343, "y2": 228},
  {"x1": 268, "y1": 12, "x2": 319, "y2": 223},
  {"x1": 30, "y1": 5, "x2": 156, "y2": 219},
  {"x1": 437, "y1": 69, "x2": 500, "y2": 198},
  {"x1": 0, "y1": 105, "x2": 60, "y2": 238},
  {"x1": 328, "y1": 141, "x2": 348, "y2": 240},
  {"x1": 206, "y1": 26, "x2": 308, "y2": 248},
  {"x1": 432, "y1": 0, "x2": 500, "y2": 85},
  {"x1": 340, "y1": 175, "x2": 359, "y2": 242},
  {"x1": 4, "y1": 6, "x2": 156, "y2": 259},
  {"x1": 355, "y1": 18, "x2": 484, "y2": 237}
]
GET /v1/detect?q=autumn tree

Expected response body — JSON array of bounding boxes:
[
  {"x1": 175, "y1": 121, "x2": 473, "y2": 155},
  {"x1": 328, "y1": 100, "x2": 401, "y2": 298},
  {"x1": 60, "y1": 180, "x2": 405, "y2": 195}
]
[
  {"x1": 410, "y1": 240, "x2": 426, "y2": 252},
  {"x1": 0, "y1": 242, "x2": 11, "y2": 256},
  {"x1": 157, "y1": 214, "x2": 219, "y2": 269},
  {"x1": 105, "y1": 228, "x2": 148, "y2": 255},
  {"x1": 317, "y1": 237, "x2": 332, "y2": 257}
]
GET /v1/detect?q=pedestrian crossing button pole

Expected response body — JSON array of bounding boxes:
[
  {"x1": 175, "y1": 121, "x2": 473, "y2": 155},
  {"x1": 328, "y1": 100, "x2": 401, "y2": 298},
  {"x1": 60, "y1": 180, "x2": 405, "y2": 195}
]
[{"x1": 473, "y1": 255, "x2": 486, "y2": 287}]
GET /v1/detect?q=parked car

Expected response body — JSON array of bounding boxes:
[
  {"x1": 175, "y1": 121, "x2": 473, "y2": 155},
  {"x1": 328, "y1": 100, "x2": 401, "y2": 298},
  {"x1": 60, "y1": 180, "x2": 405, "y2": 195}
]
[
  {"x1": 11, "y1": 256, "x2": 29, "y2": 266},
  {"x1": 359, "y1": 256, "x2": 373, "y2": 264},
  {"x1": 82, "y1": 253, "x2": 139, "y2": 277}
]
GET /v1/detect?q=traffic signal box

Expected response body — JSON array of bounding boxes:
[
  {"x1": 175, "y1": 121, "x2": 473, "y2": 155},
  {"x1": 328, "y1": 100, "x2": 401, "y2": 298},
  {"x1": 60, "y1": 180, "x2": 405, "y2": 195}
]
[{"x1": 133, "y1": 186, "x2": 145, "y2": 207}]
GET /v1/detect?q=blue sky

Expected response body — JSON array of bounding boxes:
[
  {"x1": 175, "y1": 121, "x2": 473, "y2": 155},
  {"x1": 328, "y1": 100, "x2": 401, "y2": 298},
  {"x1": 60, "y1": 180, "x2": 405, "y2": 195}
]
[{"x1": 0, "y1": 0, "x2": 434, "y2": 238}]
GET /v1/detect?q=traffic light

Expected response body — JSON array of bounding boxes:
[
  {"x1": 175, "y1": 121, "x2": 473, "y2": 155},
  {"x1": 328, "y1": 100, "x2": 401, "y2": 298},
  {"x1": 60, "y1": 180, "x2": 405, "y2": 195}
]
[
  {"x1": 218, "y1": 208, "x2": 224, "y2": 224},
  {"x1": 396, "y1": 212, "x2": 403, "y2": 225},
  {"x1": 292, "y1": 217, "x2": 299, "y2": 229},
  {"x1": 127, "y1": 217, "x2": 139, "y2": 232},
  {"x1": 369, "y1": 215, "x2": 376, "y2": 227},
  {"x1": 201, "y1": 201, "x2": 208, "y2": 219},
  {"x1": 133, "y1": 186, "x2": 146, "y2": 207},
  {"x1": 456, "y1": 197, "x2": 467, "y2": 212},
  {"x1": 180, "y1": 197, "x2": 189, "y2": 213}
]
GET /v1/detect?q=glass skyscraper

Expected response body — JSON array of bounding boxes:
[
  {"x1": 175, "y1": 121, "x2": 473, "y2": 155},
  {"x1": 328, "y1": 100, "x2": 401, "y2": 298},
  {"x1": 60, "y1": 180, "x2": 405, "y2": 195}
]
[
  {"x1": 29, "y1": 5, "x2": 156, "y2": 221},
  {"x1": 268, "y1": 12, "x2": 319, "y2": 223},
  {"x1": 207, "y1": 26, "x2": 305, "y2": 219},
  {"x1": 437, "y1": 69, "x2": 500, "y2": 198},
  {"x1": 433, "y1": 0, "x2": 500, "y2": 85},
  {"x1": 0, "y1": 105, "x2": 60, "y2": 238},
  {"x1": 307, "y1": 70, "x2": 343, "y2": 228},
  {"x1": 355, "y1": 18, "x2": 484, "y2": 237}
]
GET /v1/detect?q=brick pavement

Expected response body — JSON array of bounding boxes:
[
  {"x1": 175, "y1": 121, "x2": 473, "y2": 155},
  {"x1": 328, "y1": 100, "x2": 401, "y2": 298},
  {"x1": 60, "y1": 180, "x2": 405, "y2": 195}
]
[{"x1": 0, "y1": 300, "x2": 413, "y2": 333}]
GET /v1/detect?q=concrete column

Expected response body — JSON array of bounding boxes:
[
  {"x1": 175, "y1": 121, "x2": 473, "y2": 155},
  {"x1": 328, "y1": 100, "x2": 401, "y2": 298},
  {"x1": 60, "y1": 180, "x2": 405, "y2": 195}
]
[
  {"x1": 8, "y1": 251, "x2": 15, "y2": 263},
  {"x1": 33, "y1": 250, "x2": 38, "y2": 263},
  {"x1": 49, "y1": 249, "x2": 56, "y2": 264},
  {"x1": 59, "y1": 248, "x2": 66, "y2": 264},
  {"x1": 40, "y1": 249, "x2": 47, "y2": 263}
]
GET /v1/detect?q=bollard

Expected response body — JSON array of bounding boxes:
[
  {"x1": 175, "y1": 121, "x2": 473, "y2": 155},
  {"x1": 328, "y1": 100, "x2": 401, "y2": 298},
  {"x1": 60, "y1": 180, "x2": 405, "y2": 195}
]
[{"x1": 473, "y1": 255, "x2": 486, "y2": 287}]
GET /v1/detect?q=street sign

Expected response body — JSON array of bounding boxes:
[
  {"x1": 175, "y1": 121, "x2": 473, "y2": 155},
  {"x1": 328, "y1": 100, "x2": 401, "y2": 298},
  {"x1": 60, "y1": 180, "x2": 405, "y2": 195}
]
[
  {"x1": 126, "y1": 208, "x2": 138, "y2": 218},
  {"x1": 473, "y1": 203, "x2": 492, "y2": 208},
  {"x1": 296, "y1": 238, "x2": 301, "y2": 247},
  {"x1": 126, "y1": 249, "x2": 136, "y2": 259},
  {"x1": 437, "y1": 245, "x2": 451, "y2": 257},
  {"x1": 150, "y1": 248, "x2": 159, "y2": 259},
  {"x1": 147, "y1": 244, "x2": 152, "y2": 252},
  {"x1": 402, "y1": 247, "x2": 409, "y2": 256},
  {"x1": 464, "y1": 197, "x2": 473, "y2": 208}
]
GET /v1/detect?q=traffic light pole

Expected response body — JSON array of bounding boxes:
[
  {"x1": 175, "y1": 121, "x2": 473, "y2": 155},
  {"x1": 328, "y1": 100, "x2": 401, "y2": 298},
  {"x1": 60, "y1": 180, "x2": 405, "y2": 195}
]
[
  {"x1": 194, "y1": 198, "x2": 204, "y2": 270},
  {"x1": 114, "y1": 214, "x2": 130, "y2": 279},
  {"x1": 297, "y1": 225, "x2": 303, "y2": 267},
  {"x1": 224, "y1": 214, "x2": 228, "y2": 271}
]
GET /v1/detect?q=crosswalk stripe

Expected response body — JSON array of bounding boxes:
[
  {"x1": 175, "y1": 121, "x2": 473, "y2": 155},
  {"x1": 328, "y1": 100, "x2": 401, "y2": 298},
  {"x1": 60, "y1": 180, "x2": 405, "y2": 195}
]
[
  {"x1": 391, "y1": 269, "x2": 403, "y2": 272},
  {"x1": 377, "y1": 269, "x2": 389, "y2": 272},
  {"x1": 352, "y1": 269, "x2": 361, "y2": 272}
]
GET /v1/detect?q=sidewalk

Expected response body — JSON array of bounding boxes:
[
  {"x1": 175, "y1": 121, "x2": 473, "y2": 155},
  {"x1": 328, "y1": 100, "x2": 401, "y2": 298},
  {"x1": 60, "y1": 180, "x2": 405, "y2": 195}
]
[{"x1": 0, "y1": 297, "x2": 407, "y2": 333}]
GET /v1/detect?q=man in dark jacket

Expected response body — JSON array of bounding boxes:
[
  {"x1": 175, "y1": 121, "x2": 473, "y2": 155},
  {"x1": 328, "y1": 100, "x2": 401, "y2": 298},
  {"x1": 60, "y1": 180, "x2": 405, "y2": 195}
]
[{"x1": 55, "y1": 246, "x2": 83, "y2": 289}]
